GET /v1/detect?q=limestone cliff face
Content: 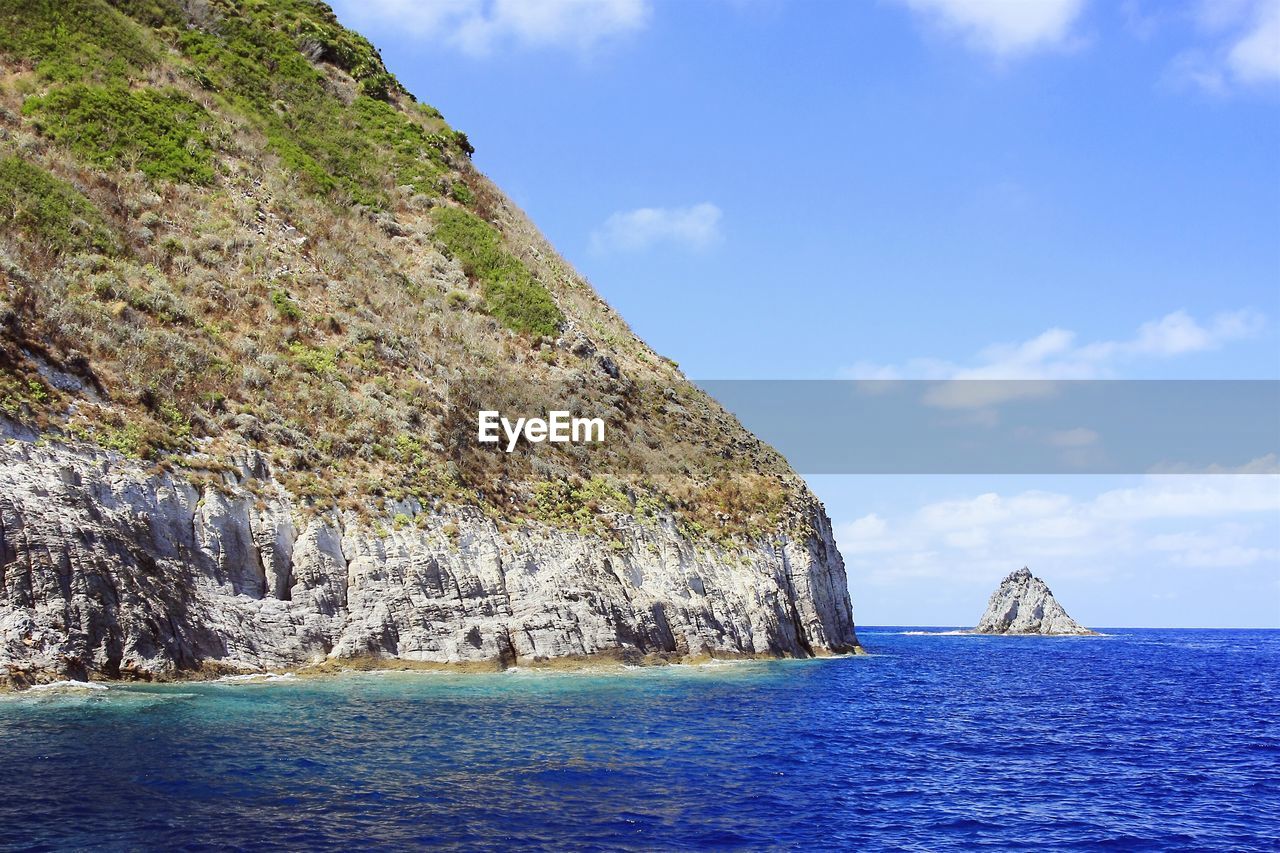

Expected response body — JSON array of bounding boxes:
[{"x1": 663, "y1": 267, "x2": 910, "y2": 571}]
[
  {"x1": 0, "y1": 437, "x2": 860, "y2": 684},
  {"x1": 974, "y1": 567, "x2": 1095, "y2": 636}
]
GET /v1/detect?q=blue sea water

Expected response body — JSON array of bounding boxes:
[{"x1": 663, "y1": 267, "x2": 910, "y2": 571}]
[{"x1": 2, "y1": 629, "x2": 1277, "y2": 851}]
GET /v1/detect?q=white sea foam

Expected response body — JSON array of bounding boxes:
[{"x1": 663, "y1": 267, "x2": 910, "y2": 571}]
[
  {"x1": 26, "y1": 680, "x2": 108, "y2": 692},
  {"x1": 359, "y1": 669, "x2": 453, "y2": 678},
  {"x1": 216, "y1": 672, "x2": 297, "y2": 683},
  {"x1": 899, "y1": 630, "x2": 1110, "y2": 638}
]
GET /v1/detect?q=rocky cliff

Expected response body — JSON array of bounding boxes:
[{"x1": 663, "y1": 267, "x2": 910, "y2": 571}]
[
  {"x1": 974, "y1": 567, "x2": 1095, "y2": 636},
  {"x1": 0, "y1": 426, "x2": 860, "y2": 685},
  {"x1": 0, "y1": 0, "x2": 862, "y2": 685}
]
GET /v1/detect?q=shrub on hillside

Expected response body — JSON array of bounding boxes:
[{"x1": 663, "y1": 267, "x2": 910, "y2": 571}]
[
  {"x1": 0, "y1": 0, "x2": 155, "y2": 82},
  {"x1": 174, "y1": 6, "x2": 459, "y2": 207},
  {"x1": 433, "y1": 207, "x2": 563, "y2": 337},
  {"x1": 23, "y1": 85, "x2": 215, "y2": 183},
  {"x1": 0, "y1": 155, "x2": 118, "y2": 256}
]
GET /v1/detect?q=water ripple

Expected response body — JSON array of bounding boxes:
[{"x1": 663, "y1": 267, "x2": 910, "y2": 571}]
[{"x1": 0, "y1": 629, "x2": 1277, "y2": 850}]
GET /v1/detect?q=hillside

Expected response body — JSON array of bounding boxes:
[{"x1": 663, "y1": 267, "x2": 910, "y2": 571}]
[{"x1": 0, "y1": 0, "x2": 859, "y2": 683}]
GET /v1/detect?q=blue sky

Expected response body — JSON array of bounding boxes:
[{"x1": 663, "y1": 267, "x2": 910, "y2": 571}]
[{"x1": 330, "y1": 0, "x2": 1280, "y2": 627}]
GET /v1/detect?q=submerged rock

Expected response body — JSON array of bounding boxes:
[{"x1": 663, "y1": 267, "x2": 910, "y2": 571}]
[{"x1": 974, "y1": 567, "x2": 1096, "y2": 636}]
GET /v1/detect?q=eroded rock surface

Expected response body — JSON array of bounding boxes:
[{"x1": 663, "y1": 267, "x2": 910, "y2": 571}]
[
  {"x1": 0, "y1": 440, "x2": 861, "y2": 684},
  {"x1": 974, "y1": 567, "x2": 1095, "y2": 636}
]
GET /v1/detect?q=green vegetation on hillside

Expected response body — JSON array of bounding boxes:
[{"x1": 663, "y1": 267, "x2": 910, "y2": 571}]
[
  {"x1": 0, "y1": 155, "x2": 118, "y2": 256},
  {"x1": 0, "y1": 0, "x2": 806, "y2": 544},
  {"x1": 172, "y1": 0, "x2": 458, "y2": 205},
  {"x1": 0, "y1": 0, "x2": 156, "y2": 82},
  {"x1": 433, "y1": 207, "x2": 564, "y2": 336},
  {"x1": 290, "y1": 7, "x2": 397, "y2": 99},
  {"x1": 0, "y1": 0, "x2": 468, "y2": 205},
  {"x1": 23, "y1": 85, "x2": 216, "y2": 183}
]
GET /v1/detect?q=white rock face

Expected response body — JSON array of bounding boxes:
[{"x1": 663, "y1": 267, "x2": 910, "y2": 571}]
[
  {"x1": 974, "y1": 567, "x2": 1095, "y2": 635},
  {"x1": 0, "y1": 439, "x2": 860, "y2": 683}
]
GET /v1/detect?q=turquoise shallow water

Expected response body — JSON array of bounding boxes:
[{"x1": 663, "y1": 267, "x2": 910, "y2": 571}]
[{"x1": 2, "y1": 629, "x2": 1278, "y2": 851}]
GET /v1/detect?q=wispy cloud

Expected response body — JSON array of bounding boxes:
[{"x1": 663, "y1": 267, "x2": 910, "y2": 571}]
[
  {"x1": 1165, "y1": 0, "x2": 1280, "y2": 93},
  {"x1": 845, "y1": 309, "x2": 1265, "y2": 382},
  {"x1": 590, "y1": 203, "x2": 723, "y2": 253},
  {"x1": 1045, "y1": 427, "x2": 1100, "y2": 448},
  {"x1": 889, "y1": 0, "x2": 1089, "y2": 57},
  {"x1": 332, "y1": 0, "x2": 651, "y2": 57},
  {"x1": 891, "y1": 0, "x2": 1279, "y2": 93},
  {"x1": 838, "y1": 474, "x2": 1280, "y2": 587},
  {"x1": 1227, "y1": 0, "x2": 1280, "y2": 82}
]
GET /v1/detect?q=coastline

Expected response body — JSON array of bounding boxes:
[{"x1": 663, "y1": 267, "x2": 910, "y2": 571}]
[
  {"x1": 1, "y1": 645, "x2": 868, "y2": 692},
  {"x1": 897, "y1": 629, "x2": 1104, "y2": 637}
]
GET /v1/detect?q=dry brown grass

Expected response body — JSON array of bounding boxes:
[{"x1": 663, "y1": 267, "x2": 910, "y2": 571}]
[{"x1": 0, "y1": 0, "x2": 818, "y2": 543}]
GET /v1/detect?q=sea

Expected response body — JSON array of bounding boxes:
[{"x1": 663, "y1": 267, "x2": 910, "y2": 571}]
[{"x1": 1, "y1": 628, "x2": 1276, "y2": 851}]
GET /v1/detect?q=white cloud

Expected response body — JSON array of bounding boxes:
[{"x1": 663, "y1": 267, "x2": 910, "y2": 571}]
[
  {"x1": 918, "y1": 379, "x2": 1060, "y2": 409},
  {"x1": 1046, "y1": 427, "x2": 1100, "y2": 447},
  {"x1": 1090, "y1": 476, "x2": 1280, "y2": 520},
  {"x1": 917, "y1": 489, "x2": 1074, "y2": 531},
  {"x1": 887, "y1": 0, "x2": 1278, "y2": 90},
  {"x1": 1228, "y1": 0, "x2": 1280, "y2": 82},
  {"x1": 846, "y1": 512, "x2": 889, "y2": 539},
  {"x1": 1131, "y1": 309, "x2": 1260, "y2": 355},
  {"x1": 1193, "y1": 0, "x2": 1260, "y2": 32},
  {"x1": 890, "y1": 0, "x2": 1088, "y2": 57},
  {"x1": 845, "y1": 308, "x2": 1265, "y2": 384},
  {"x1": 1148, "y1": 453, "x2": 1280, "y2": 475},
  {"x1": 1147, "y1": 529, "x2": 1280, "y2": 567},
  {"x1": 590, "y1": 203, "x2": 723, "y2": 253},
  {"x1": 1165, "y1": 50, "x2": 1232, "y2": 94},
  {"x1": 333, "y1": 0, "x2": 650, "y2": 56},
  {"x1": 1166, "y1": 0, "x2": 1280, "y2": 92},
  {"x1": 838, "y1": 475, "x2": 1280, "y2": 589}
]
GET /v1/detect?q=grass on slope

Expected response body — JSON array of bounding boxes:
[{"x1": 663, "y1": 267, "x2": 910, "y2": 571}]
[
  {"x1": 22, "y1": 85, "x2": 216, "y2": 183},
  {"x1": 0, "y1": 155, "x2": 118, "y2": 256},
  {"x1": 0, "y1": 0, "x2": 797, "y2": 542},
  {"x1": 2, "y1": 0, "x2": 468, "y2": 204},
  {"x1": 0, "y1": 0, "x2": 157, "y2": 82},
  {"x1": 433, "y1": 207, "x2": 564, "y2": 337},
  {"x1": 173, "y1": 0, "x2": 457, "y2": 206}
]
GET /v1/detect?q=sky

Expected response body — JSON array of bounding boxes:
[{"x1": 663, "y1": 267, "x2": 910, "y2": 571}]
[{"x1": 329, "y1": 0, "x2": 1280, "y2": 627}]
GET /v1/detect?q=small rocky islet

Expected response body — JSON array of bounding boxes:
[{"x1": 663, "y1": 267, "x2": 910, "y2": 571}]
[{"x1": 973, "y1": 567, "x2": 1097, "y2": 636}]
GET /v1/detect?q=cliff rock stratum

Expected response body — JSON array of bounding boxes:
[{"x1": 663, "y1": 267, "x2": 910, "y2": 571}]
[{"x1": 0, "y1": 0, "x2": 859, "y2": 685}]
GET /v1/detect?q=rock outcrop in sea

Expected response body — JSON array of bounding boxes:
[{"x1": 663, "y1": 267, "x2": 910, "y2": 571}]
[{"x1": 974, "y1": 567, "x2": 1096, "y2": 635}]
